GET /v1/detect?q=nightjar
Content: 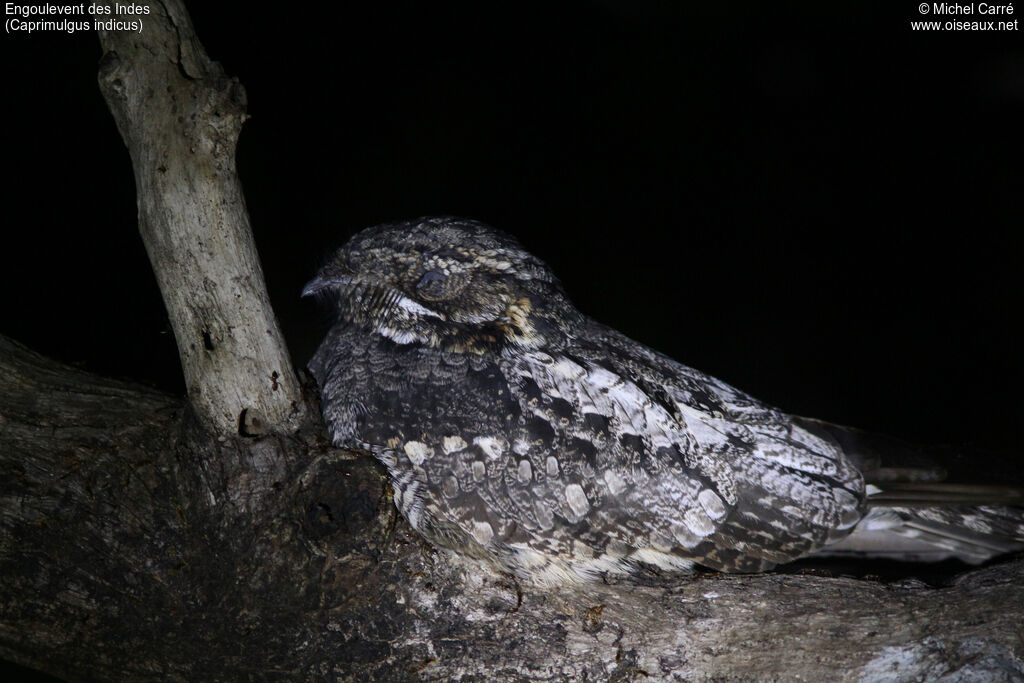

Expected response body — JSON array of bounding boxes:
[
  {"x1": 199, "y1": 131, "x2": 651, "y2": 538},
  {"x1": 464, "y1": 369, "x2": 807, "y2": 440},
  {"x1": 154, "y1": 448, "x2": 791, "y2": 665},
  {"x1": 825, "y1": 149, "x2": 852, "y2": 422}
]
[{"x1": 305, "y1": 217, "x2": 1024, "y2": 584}]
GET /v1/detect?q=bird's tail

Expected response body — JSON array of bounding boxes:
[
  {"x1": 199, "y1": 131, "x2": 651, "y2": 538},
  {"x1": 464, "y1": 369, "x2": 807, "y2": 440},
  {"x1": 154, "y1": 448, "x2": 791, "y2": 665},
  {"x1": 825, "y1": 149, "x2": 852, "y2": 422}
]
[{"x1": 794, "y1": 417, "x2": 1024, "y2": 564}]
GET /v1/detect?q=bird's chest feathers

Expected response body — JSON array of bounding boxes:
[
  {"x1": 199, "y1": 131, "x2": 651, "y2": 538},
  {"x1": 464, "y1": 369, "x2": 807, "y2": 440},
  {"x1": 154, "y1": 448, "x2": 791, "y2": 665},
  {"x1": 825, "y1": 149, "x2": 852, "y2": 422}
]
[{"x1": 339, "y1": 338, "x2": 518, "y2": 453}]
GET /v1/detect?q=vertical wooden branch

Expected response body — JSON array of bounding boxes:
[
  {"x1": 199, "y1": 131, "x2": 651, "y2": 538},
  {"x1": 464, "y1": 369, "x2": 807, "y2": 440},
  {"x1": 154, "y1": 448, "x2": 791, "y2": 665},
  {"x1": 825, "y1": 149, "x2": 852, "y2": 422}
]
[{"x1": 94, "y1": 0, "x2": 304, "y2": 435}]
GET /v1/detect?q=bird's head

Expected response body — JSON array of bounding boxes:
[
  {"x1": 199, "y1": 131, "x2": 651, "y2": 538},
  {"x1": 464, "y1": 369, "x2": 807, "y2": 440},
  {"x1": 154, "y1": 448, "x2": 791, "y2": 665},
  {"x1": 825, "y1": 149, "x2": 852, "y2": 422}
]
[{"x1": 304, "y1": 217, "x2": 582, "y2": 353}]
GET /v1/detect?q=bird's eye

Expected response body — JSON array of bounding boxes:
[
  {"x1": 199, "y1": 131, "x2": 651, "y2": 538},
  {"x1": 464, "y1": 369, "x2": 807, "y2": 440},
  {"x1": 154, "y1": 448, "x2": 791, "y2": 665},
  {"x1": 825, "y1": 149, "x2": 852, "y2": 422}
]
[
  {"x1": 415, "y1": 268, "x2": 461, "y2": 301},
  {"x1": 417, "y1": 269, "x2": 444, "y2": 289}
]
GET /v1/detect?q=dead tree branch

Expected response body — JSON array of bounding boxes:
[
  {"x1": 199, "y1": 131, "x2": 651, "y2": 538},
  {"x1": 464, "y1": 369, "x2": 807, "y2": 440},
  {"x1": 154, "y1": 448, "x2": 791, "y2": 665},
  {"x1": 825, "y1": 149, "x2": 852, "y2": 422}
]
[{"x1": 94, "y1": 0, "x2": 304, "y2": 435}]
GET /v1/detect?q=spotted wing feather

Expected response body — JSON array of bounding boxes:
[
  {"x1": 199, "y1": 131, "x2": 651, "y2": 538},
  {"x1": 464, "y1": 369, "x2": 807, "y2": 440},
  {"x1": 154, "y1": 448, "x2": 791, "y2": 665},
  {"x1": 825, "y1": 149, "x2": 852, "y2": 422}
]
[{"x1": 496, "y1": 322, "x2": 865, "y2": 575}]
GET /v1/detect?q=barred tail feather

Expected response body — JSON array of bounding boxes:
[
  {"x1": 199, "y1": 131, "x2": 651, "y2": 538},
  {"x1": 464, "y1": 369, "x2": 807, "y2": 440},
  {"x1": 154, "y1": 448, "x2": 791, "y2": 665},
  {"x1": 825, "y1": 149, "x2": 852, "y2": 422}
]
[
  {"x1": 818, "y1": 501, "x2": 1024, "y2": 564},
  {"x1": 793, "y1": 416, "x2": 1024, "y2": 564}
]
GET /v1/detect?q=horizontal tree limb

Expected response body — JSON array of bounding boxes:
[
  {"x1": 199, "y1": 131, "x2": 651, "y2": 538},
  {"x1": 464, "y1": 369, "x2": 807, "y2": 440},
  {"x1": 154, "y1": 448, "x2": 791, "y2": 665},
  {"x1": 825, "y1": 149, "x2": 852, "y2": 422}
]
[{"x1": 2, "y1": 334, "x2": 1022, "y2": 681}]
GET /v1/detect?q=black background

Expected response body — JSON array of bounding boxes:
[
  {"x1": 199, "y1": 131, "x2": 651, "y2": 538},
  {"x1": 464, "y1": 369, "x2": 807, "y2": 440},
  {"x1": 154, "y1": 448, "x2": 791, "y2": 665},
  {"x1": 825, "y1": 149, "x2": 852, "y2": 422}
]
[
  {"x1": 1, "y1": 1, "x2": 1022, "y2": 679},
  {"x1": 6, "y1": 1, "x2": 1021, "y2": 448}
]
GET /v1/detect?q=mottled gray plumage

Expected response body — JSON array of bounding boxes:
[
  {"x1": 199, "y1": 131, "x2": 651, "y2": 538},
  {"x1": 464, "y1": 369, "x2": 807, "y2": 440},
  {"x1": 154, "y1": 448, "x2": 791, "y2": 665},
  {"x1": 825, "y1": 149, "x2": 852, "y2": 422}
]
[{"x1": 305, "y1": 217, "x2": 1024, "y2": 584}]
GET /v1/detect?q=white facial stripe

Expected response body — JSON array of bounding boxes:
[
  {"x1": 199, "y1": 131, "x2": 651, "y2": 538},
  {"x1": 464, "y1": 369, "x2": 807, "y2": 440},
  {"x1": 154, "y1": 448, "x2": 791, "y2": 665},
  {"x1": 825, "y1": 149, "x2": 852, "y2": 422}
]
[
  {"x1": 377, "y1": 325, "x2": 419, "y2": 345},
  {"x1": 393, "y1": 293, "x2": 444, "y2": 320}
]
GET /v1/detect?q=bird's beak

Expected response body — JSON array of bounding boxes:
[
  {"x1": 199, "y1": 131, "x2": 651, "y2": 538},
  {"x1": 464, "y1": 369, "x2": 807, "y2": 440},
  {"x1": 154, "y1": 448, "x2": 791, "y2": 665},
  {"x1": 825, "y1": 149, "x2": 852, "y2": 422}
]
[{"x1": 302, "y1": 274, "x2": 355, "y2": 298}]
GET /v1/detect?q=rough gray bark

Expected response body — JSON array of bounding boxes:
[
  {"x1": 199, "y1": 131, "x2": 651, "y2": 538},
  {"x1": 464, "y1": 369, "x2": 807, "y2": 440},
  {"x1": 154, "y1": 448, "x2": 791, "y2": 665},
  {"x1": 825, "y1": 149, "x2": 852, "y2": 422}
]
[
  {"x1": 94, "y1": 0, "x2": 304, "y2": 435},
  {"x1": 2, "y1": 335, "x2": 1024, "y2": 681},
  {"x1": 1, "y1": 2, "x2": 1022, "y2": 681}
]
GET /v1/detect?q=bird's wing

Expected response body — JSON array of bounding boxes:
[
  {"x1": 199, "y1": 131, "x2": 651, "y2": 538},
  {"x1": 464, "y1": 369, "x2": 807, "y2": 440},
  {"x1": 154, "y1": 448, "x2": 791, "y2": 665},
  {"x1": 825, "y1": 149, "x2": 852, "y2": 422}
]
[{"x1": 495, "y1": 323, "x2": 865, "y2": 573}]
